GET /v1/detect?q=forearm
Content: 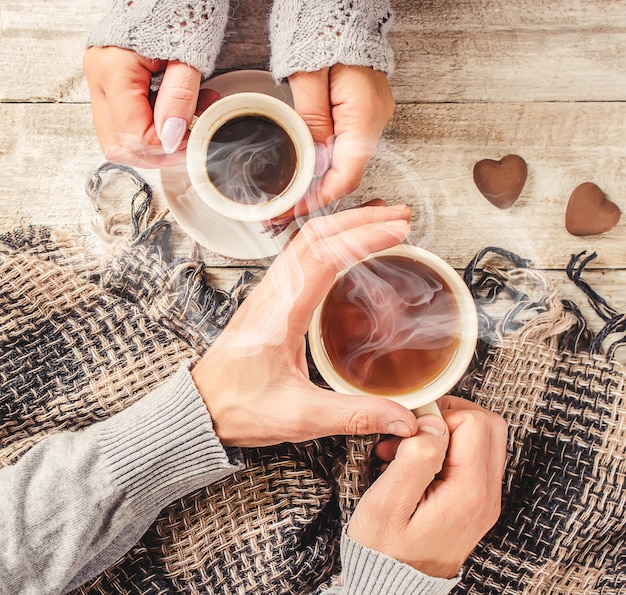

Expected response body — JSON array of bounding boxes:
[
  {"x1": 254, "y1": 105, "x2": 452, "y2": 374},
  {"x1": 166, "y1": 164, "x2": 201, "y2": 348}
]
[
  {"x1": 319, "y1": 531, "x2": 461, "y2": 595},
  {"x1": 87, "y1": 0, "x2": 230, "y2": 78},
  {"x1": 269, "y1": 0, "x2": 395, "y2": 81},
  {"x1": 0, "y1": 364, "x2": 243, "y2": 594}
]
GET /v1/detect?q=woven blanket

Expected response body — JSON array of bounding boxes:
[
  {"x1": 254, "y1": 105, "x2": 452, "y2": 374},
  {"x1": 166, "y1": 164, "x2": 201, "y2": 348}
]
[
  {"x1": 0, "y1": 165, "x2": 624, "y2": 594},
  {"x1": 455, "y1": 248, "x2": 626, "y2": 594}
]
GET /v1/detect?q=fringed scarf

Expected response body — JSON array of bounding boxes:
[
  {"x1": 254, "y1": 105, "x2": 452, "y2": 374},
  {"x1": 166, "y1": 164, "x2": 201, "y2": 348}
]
[{"x1": 0, "y1": 164, "x2": 623, "y2": 594}]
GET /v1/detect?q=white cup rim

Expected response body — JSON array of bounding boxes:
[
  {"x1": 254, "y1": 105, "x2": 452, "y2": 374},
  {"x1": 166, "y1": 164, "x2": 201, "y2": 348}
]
[
  {"x1": 186, "y1": 92, "x2": 315, "y2": 222},
  {"x1": 308, "y1": 244, "x2": 478, "y2": 410}
]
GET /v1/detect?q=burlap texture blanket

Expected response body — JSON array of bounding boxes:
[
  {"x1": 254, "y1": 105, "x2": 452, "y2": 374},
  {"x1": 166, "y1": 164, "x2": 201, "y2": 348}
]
[
  {"x1": 456, "y1": 248, "x2": 625, "y2": 594},
  {"x1": 0, "y1": 167, "x2": 624, "y2": 594}
]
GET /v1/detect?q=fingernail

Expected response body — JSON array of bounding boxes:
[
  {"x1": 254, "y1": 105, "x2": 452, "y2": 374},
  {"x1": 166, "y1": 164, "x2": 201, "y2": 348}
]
[
  {"x1": 417, "y1": 415, "x2": 448, "y2": 437},
  {"x1": 386, "y1": 420, "x2": 412, "y2": 437},
  {"x1": 314, "y1": 142, "x2": 331, "y2": 177},
  {"x1": 388, "y1": 204, "x2": 411, "y2": 215},
  {"x1": 384, "y1": 219, "x2": 410, "y2": 229},
  {"x1": 161, "y1": 117, "x2": 188, "y2": 154}
]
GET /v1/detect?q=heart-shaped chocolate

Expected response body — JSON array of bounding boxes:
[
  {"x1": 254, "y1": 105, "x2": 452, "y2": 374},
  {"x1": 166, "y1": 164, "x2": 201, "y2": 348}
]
[
  {"x1": 565, "y1": 182, "x2": 621, "y2": 236},
  {"x1": 473, "y1": 154, "x2": 528, "y2": 209}
]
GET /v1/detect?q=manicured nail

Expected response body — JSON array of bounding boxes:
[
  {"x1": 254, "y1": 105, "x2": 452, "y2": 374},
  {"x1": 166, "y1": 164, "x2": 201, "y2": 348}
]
[
  {"x1": 386, "y1": 420, "x2": 412, "y2": 437},
  {"x1": 314, "y1": 142, "x2": 331, "y2": 177},
  {"x1": 417, "y1": 415, "x2": 448, "y2": 437},
  {"x1": 161, "y1": 117, "x2": 188, "y2": 154}
]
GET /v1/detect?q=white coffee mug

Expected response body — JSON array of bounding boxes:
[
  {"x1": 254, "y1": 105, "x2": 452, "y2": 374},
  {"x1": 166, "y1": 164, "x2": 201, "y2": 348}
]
[
  {"x1": 186, "y1": 92, "x2": 316, "y2": 223},
  {"x1": 308, "y1": 244, "x2": 478, "y2": 418}
]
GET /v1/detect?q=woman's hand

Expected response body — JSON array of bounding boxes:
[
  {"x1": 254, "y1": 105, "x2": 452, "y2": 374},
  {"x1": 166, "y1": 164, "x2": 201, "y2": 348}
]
[
  {"x1": 288, "y1": 65, "x2": 396, "y2": 216},
  {"x1": 83, "y1": 47, "x2": 218, "y2": 168},
  {"x1": 347, "y1": 396, "x2": 508, "y2": 579},
  {"x1": 191, "y1": 204, "x2": 420, "y2": 447}
]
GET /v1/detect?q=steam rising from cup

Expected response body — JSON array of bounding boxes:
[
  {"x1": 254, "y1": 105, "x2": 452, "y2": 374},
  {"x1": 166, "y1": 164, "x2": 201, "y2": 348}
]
[
  {"x1": 204, "y1": 115, "x2": 297, "y2": 206},
  {"x1": 186, "y1": 92, "x2": 315, "y2": 224},
  {"x1": 309, "y1": 245, "x2": 478, "y2": 412},
  {"x1": 324, "y1": 256, "x2": 462, "y2": 395}
]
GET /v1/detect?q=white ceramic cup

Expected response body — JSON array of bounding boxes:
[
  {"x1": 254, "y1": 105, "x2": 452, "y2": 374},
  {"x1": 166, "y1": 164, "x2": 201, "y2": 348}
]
[
  {"x1": 186, "y1": 92, "x2": 316, "y2": 223},
  {"x1": 308, "y1": 244, "x2": 478, "y2": 418}
]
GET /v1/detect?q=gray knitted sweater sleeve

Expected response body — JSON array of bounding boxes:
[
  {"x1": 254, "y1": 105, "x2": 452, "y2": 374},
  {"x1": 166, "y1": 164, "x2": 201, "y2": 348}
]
[
  {"x1": 0, "y1": 364, "x2": 244, "y2": 594},
  {"x1": 269, "y1": 0, "x2": 395, "y2": 80},
  {"x1": 321, "y1": 531, "x2": 461, "y2": 595},
  {"x1": 87, "y1": 0, "x2": 394, "y2": 81},
  {"x1": 86, "y1": 0, "x2": 230, "y2": 79},
  {"x1": 0, "y1": 363, "x2": 458, "y2": 594}
]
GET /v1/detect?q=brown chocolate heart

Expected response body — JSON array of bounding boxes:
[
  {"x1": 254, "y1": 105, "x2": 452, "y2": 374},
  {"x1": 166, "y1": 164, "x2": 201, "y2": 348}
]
[
  {"x1": 565, "y1": 182, "x2": 621, "y2": 236},
  {"x1": 473, "y1": 154, "x2": 528, "y2": 209}
]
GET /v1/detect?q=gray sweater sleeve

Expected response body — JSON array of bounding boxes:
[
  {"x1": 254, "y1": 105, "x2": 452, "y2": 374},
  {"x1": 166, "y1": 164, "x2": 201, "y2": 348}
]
[
  {"x1": 87, "y1": 1, "x2": 394, "y2": 82},
  {"x1": 86, "y1": 0, "x2": 230, "y2": 79},
  {"x1": 0, "y1": 362, "x2": 457, "y2": 594},
  {"x1": 269, "y1": 0, "x2": 395, "y2": 81},
  {"x1": 0, "y1": 364, "x2": 244, "y2": 595},
  {"x1": 319, "y1": 530, "x2": 461, "y2": 595}
]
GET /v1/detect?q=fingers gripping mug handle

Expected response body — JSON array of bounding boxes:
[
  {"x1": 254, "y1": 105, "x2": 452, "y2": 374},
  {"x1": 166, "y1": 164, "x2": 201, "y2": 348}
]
[{"x1": 412, "y1": 400, "x2": 443, "y2": 419}]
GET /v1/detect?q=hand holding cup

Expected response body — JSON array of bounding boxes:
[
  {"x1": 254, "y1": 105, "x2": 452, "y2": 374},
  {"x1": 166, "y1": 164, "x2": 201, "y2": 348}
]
[
  {"x1": 191, "y1": 204, "x2": 420, "y2": 446},
  {"x1": 348, "y1": 396, "x2": 508, "y2": 579}
]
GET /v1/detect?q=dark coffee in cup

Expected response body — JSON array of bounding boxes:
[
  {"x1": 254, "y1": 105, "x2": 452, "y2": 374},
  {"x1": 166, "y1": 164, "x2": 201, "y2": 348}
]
[
  {"x1": 319, "y1": 254, "x2": 462, "y2": 396},
  {"x1": 204, "y1": 115, "x2": 297, "y2": 206},
  {"x1": 187, "y1": 92, "x2": 315, "y2": 226}
]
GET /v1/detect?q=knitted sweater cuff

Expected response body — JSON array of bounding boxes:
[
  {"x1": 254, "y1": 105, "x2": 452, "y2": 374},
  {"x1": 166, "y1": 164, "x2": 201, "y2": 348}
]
[
  {"x1": 269, "y1": 0, "x2": 395, "y2": 81},
  {"x1": 86, "y1": 0, "x2": 230, "y2": 79},
  {"x1": 93, "y1": 363, "x2": 244, "y2": 514},
  {"x1": 339, "y1": 531, "x2": 461, "y2": 595}
]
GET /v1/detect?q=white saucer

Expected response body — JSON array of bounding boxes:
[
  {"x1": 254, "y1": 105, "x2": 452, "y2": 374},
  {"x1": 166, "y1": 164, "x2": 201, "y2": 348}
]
[
  {"x1": 203, "y1": 70, "x2": 293, "y2": 106},
  {"x1": 160, "y1": 70, "x2": 297, "y2": 260}
]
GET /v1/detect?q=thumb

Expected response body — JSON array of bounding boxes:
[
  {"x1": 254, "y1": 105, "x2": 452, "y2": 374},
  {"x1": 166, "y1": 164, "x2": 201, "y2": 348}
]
[
  {"x1": 369, "y1": 416, "x2": 449, "y2": 517},
  {"x1": 288, "y1": 69, "x2": 334, "y2": 176},
  {"x1": 308, "y1": 389, "x2": 419, "y2": 438},
  {"x1": 153, "y1": 60, "x2": 201, "y2": 154}
]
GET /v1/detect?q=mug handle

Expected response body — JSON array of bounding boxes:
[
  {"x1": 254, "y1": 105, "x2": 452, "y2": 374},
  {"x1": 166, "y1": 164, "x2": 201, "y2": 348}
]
[{"x1": 412, "y1": 400, "x2": 443, "y2": 419}]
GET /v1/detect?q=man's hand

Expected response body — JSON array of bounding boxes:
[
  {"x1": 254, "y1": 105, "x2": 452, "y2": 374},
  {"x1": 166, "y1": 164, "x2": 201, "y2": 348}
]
[
  {"x1": 348, "y1": 396, "x2": 508, "y2": 578},
  {"x1": 191, "y1": 204, "x2": 420, "y2": 447}
]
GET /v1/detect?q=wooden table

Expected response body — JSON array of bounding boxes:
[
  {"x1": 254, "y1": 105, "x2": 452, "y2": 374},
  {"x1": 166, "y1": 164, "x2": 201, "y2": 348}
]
[{"x1": 2, "y1": 0, "x2": 625, "y2": 359}]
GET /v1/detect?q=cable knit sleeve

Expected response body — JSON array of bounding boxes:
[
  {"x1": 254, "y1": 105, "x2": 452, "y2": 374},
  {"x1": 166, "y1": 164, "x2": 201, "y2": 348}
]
[
  {"x1": 86, "y1": 0, "x2": 230, "y2": 79},
  {"x1": 269, "y1": 0, "x2": 395, "y2": 81}
]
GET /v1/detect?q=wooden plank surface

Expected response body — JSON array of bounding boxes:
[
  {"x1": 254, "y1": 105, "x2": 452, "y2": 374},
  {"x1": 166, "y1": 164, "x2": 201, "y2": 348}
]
[
  {"x1": 3, "y1": 101, "x2": 623, "y2": 266},
  {"x1": 1, "y1": 0, "x2": 625, "y2": 360},
  {"x1": 0, "y1": 1, "x2": 103, "y2": 102},
  {"x1": 4, "y1": 0, "x2": 626, "y2": 102},
  {"x1": 368, "y1": 102, "x2": 626, "y2": 269},
  {"x1": 390, "y1": 0, "x2": 626, "y2": 103}
]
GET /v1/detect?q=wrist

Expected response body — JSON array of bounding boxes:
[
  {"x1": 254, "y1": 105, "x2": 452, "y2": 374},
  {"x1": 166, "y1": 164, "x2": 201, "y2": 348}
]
[{"x1": 86, "y1": 0, "x2": 230, "y2": 79}]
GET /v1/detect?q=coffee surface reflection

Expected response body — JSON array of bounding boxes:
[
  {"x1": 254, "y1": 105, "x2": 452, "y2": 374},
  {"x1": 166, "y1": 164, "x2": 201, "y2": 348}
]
[
  {"x1": 204, "y1": 115, "x2": 297, "y2": 205},
  {"x1": 320, "y1": 255, "x2": 462, "y2": 395}
]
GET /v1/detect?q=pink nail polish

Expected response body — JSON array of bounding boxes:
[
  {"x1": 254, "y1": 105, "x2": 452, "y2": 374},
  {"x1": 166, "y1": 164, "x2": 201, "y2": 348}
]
[{"x1": 161, "y1": 117, "x2": 187, "y2": 154}]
